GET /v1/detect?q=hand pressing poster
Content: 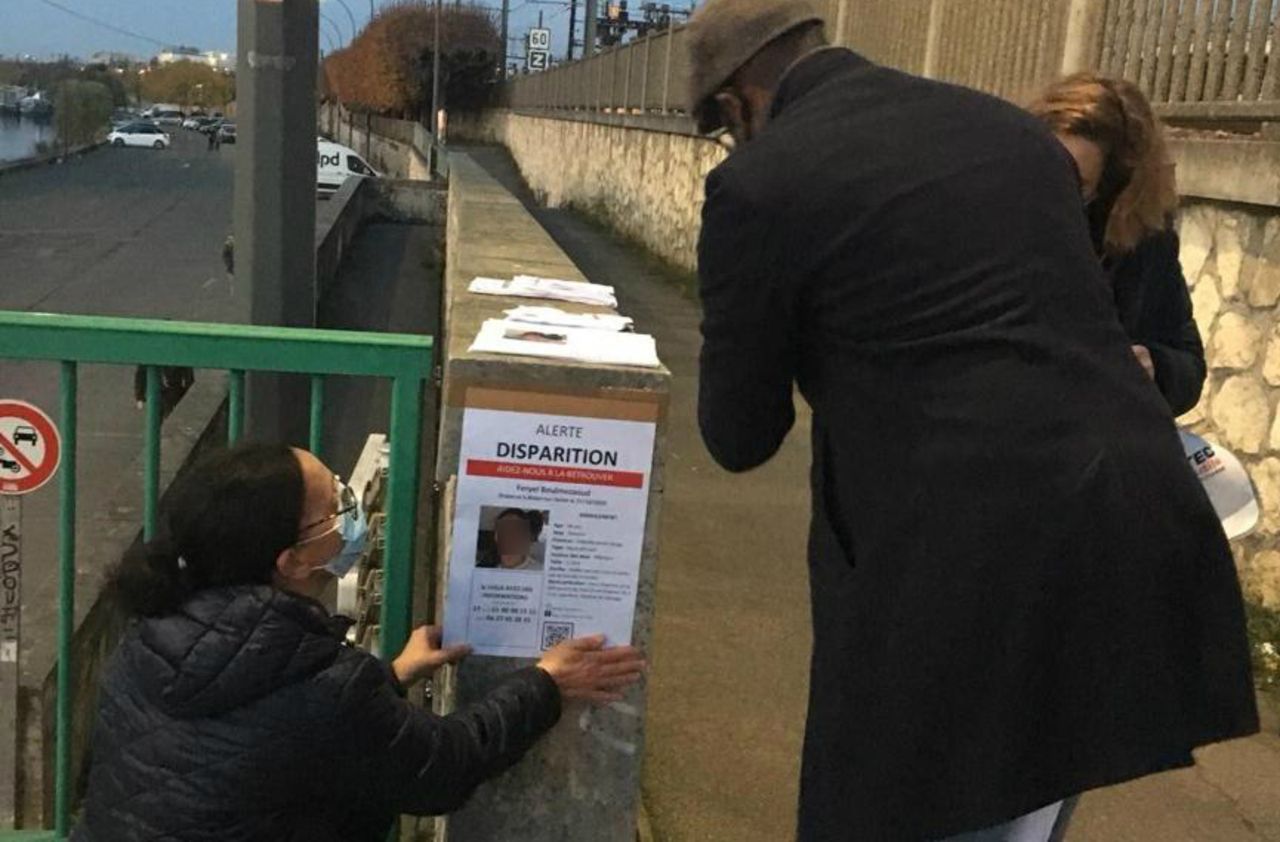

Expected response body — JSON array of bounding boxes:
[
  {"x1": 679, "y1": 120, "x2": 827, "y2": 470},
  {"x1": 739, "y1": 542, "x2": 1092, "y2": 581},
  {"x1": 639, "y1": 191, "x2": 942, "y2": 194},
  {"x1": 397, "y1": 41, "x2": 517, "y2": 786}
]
[{"x1": 442, "y1": 397, "x2": 657, "y2": 658}]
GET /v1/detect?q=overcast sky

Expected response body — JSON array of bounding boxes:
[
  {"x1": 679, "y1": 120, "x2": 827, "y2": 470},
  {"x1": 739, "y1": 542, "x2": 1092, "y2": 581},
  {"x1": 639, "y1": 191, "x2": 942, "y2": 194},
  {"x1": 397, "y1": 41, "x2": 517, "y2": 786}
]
[{"x1": 0, "y1": 0, "x2": 579, "y2": 62}]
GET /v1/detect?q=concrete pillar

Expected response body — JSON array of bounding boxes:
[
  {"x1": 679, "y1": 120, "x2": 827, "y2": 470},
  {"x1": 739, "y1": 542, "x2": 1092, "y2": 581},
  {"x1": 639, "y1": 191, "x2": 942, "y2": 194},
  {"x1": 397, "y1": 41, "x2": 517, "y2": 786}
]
[
  {"x1": 584, "y1": 0, "x2": 599, "y2": 57},
  {"x1": 434, "y1": 154, "x2": 669, "y2": 842},
  {"x1": 922, "y1": 0, "x2": 946, "y2": 79},
  {"x1": 833, "y1": 0, "x2": 850, "y2": 47},
  {"x1": 1061, "y1": 0, "x2": 1107, "y2": 76},
  {"x1": 236, "y1": 0, "x2": 318, "y2": 443},
  {"x1": 500, "y1": 0, "x2": 510, "y2": 78}
]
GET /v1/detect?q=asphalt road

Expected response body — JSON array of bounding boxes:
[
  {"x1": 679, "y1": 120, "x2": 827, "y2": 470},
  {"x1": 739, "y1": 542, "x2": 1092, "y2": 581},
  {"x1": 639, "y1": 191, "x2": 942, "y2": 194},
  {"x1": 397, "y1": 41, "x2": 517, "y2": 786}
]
[{"x1": 0, "y1": 128, "x2": 239, "y2": 685}]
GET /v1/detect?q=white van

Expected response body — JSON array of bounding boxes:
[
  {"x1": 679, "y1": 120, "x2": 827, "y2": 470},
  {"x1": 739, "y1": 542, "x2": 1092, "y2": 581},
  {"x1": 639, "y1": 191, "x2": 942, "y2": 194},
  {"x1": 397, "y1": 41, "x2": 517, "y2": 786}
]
[
  {"x1": 317, "y1": 140, "x2": 380, "y2": 198},
  {"x1": 142, "y1": 104, "x2": 185, "y2": 126}
]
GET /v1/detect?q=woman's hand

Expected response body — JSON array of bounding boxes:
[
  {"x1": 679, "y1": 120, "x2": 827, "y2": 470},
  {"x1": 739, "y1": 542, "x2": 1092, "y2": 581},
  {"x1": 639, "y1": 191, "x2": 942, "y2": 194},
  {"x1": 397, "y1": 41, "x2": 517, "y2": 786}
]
[
  {"x1": 536, "y1": 634, "x2": 646, "y2": 705},
  {"x1": 1132, "y1": 345, "x2": 1156, "y2": 380},
  {"x1": 392, "y1": 625, "x2": 471, "y2": 686}
]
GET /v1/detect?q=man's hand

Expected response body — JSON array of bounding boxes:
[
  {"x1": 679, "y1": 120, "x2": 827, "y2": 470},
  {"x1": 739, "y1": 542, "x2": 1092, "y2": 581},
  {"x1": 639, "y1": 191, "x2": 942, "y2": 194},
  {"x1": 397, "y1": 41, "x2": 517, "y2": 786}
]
[
  {"x1": 536, "y1": 634, "x2": 646, "y2": 705},
  {"x1": 392, "y1": 625, "x2": 471, "y2": 686},
  {"x1": 1132, "y1": 345, "x2": 1156, "y2": 380}
]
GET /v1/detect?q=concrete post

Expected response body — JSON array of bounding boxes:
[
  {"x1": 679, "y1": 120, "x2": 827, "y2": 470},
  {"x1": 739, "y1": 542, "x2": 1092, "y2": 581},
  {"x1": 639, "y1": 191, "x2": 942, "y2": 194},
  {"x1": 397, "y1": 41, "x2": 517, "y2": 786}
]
[
  {"x1": 833, "y1": 0, "x2": 850, "y2": 47},
  {"x1": 434, "y1": 153, "x2": 670, "y2": 842},
  {"x1": 431, "y1": 0, "x2": 443, "y2": 134},
  {"x1": 584, "y1": 0, "x2": 599, "y2": 57},
  {"x1": 237, "y1": 0, "x2": 319, "y2": 444},
  {"x1": 500, "y1": 0, "x2": 510, "y2": 79},
  {"x1": 922, "y1": 0, "x2": 946, "y2": 80},
  {"x1": 1061, "y1": 0, "x2": 1107, "y2": 75}
]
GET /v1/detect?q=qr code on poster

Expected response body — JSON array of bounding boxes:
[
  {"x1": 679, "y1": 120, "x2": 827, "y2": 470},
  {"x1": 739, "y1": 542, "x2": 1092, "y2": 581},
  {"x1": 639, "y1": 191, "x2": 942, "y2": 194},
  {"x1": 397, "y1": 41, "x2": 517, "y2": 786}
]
[{"x1": 541, "y1": 621, "x2": 574, "y2": 650}]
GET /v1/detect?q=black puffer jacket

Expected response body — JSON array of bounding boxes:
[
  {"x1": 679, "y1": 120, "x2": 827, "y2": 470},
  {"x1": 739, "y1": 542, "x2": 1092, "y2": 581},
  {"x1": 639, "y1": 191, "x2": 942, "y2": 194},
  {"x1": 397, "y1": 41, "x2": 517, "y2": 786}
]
[{"x1": 75, "y1": 586, "x2": 561, "y2": 841}]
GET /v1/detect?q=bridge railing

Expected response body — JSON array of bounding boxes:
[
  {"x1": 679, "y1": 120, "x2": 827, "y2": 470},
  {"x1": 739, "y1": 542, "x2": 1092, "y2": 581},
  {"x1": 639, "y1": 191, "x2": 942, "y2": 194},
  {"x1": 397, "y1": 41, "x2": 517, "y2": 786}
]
[
  {"x1": 0, "y1": 311, "x2": 433, "y2": 839},
  {"x1": 501, "y1": 0, "x2": 1280, "y2": 126}
]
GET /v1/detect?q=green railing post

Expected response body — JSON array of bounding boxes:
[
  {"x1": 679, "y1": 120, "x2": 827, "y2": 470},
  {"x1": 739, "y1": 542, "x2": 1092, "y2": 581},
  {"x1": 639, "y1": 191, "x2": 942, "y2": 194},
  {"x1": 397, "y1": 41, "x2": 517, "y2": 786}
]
[
  {"x1": 55, "y1": 362, "x2": 77, "y2": 840},
  {"x1": 143, "y1": 367, "x2": 161, "y2": 541},
  {"x1": 0, "y1": 311, "x2": 434, "y2": 834},
  {"x1": 309, "y1": 376, "x2": 325, "y2": 459},
  {"x1": 381, "y1": 375, "x2": 425, "y2": 659},
  {"x1": 228, "y1": 370, "x2": 246, "y2": 445}
]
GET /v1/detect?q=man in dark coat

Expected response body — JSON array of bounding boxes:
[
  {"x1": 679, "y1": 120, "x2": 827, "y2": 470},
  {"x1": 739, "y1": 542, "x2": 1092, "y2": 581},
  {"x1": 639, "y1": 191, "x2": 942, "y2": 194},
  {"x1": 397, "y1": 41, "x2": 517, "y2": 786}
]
[{"x1": 687, "y1": 1, "x2": 1258, "y2": 839}]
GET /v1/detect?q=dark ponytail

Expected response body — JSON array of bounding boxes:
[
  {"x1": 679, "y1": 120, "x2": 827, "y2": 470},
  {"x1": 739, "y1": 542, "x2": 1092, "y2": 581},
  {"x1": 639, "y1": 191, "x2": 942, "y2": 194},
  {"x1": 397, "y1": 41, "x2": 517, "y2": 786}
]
[{"x1": 108, "y1": 443, "x2": 305, "y2": 617}]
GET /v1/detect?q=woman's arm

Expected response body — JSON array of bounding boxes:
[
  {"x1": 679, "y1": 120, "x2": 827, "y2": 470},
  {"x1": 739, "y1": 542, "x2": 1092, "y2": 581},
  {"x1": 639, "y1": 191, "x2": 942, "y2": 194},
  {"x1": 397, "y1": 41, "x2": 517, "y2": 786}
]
[
  {"x1": 1127, "y1": 229, "x2": 1207, "y2": 416},
  {"x1": 330, "y1": 634, "x2": 644, "y2": 816},
  {"x1": 333, "y1": 656, "x2": 562, "y2": 816}
]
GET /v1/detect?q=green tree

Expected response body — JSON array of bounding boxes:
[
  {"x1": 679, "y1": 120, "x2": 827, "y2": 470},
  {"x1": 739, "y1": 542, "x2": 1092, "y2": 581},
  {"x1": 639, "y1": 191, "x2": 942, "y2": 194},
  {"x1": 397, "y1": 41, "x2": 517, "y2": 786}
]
[{"x1": 54, "y1": 80, "x2": 113, "y2": 150}]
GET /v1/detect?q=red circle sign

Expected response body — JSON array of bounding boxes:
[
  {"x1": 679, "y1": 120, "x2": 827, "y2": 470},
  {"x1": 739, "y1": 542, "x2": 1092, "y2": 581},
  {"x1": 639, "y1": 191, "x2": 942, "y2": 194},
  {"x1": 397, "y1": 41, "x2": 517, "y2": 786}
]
[{"x1": 0, "y1": 400, "x2": 62, "y2": 496}]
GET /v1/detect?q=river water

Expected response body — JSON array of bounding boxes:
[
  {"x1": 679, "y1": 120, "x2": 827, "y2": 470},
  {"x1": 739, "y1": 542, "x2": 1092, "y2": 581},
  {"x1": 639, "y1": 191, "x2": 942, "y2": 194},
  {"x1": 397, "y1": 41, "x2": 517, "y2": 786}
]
[{"x1": 0, "y1": 115, "x2": 54, "y2": 163}]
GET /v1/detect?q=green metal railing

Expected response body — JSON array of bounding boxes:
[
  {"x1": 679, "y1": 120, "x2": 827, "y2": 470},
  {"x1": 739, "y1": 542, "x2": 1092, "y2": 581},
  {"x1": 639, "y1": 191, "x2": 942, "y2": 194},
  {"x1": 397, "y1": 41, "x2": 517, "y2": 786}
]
[{"x1": 0, "y1": 310, "x2": 434, "y2": 839}]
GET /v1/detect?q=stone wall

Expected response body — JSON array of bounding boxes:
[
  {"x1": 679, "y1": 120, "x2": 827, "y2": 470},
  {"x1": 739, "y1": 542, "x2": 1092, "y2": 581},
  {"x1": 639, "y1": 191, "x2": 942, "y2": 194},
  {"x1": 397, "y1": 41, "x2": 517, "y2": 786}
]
[
  {"x1": 451, "y1": 111, "x2": 724, "y2": 273},
  {"x1": 1178, "y1": 200, "x2": 1280, "y2": 607}
]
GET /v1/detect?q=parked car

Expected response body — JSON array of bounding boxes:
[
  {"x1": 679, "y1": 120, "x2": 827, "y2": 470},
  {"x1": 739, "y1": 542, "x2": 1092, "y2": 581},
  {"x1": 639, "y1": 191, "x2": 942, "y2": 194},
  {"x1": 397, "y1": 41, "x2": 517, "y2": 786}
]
[
  {"x1": 182, "y1": 116, "x2": 205, "y2": 130},
  {"x1": 110, "y1": 109, "x2": 140, "y2": 128},
  {"x1": 12, "y1": 426, "x2": 38, "y2": 446},
  {"x1": 152, "y1": 109, "x2": 184, "y2": 127},
  {"x1": 316, "y1": 140, "x2": 380, "y2": 197},
  {"x1": 197, "y1": 118, "x2": 223, "y2": 135},
  {"x1": 108, "y1": 123, "x2": 171, "y2": 149},
  {"x1": 216, "y1": 122, "x2": 237, "y2": 144}
]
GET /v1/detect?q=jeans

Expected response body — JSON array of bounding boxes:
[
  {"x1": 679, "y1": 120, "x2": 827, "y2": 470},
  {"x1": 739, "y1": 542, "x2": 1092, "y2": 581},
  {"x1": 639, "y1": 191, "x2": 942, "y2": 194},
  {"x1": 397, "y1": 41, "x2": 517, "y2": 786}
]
[{"x1": 936, "y1": 797, "x2": 1078, "y2": 842}]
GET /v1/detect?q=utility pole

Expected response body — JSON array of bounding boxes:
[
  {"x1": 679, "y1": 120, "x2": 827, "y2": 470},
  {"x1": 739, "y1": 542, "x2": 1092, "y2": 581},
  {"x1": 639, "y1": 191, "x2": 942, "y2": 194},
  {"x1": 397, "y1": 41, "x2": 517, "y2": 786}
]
[
  {"x1": 584, "y1": 0, "x2": 598, "y2": 56},
  {"x1": 500, "y1": 0, "x2": 510, "y2": 79},
  {"x1": 236, "y1": 0, "x2": 318, "y2": 444},
  {"x1": 567, "y1": 0, "x2": 577, "y2": 60},
  {"x1": 431, "y1": 0, "x2": 443, "y2": 133}
]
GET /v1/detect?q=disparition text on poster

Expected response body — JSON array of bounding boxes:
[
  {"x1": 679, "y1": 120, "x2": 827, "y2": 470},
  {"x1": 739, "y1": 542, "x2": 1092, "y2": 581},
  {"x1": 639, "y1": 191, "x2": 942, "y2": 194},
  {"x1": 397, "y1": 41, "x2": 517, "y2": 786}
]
[{"x1": 443, "y1": 408, "x2": 656, "y2": 658}]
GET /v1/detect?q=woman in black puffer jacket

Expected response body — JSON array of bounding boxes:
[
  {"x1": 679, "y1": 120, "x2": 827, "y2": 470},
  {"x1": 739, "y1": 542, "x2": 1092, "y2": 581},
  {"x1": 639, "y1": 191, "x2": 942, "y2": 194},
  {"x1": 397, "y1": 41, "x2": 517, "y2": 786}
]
[{"x1": 75, "y1": 443, "x2": 645, "y2": 841}]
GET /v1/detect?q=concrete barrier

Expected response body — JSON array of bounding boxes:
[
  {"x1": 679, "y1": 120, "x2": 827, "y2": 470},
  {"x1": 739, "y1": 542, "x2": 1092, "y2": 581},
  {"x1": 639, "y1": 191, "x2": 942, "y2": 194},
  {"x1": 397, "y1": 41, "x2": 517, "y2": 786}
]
[
  {"x1": 320, "y1": 103, "x2": 436, "y2": 181},
  {"x1": 432, "y1": 151, "x2": 670, "y2": 841},
  {"x1": 0, "y1": 140, "x2": 106, "y2": 178}
]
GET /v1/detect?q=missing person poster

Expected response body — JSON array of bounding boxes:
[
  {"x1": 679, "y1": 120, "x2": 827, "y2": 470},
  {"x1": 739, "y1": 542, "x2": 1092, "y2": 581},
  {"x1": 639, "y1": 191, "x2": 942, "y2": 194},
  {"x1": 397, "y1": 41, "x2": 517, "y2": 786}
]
[{"x1": 442, "y1": 396, "x2": 657, "y2": 658}]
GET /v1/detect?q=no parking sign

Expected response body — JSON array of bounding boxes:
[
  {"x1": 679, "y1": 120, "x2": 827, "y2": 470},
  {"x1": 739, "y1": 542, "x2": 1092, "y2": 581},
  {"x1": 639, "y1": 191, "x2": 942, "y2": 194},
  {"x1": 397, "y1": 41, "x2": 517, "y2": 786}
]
[{"x1": 0, "y1": 400, "x2": 61, "y2": 496}]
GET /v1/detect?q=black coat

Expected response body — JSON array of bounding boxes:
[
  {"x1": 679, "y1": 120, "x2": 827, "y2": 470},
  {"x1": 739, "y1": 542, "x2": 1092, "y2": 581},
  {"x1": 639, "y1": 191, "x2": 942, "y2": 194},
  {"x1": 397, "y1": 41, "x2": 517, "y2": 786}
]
[
  {"x1": 75, "y1": 586, "x2": 560, "y2": 841},
  {"x1": 1106, "y1": 228, "x2": 1207, "y2": 416},
  {"x1": 696, "y1": 49, "x2": 1257, "y2": 841}
]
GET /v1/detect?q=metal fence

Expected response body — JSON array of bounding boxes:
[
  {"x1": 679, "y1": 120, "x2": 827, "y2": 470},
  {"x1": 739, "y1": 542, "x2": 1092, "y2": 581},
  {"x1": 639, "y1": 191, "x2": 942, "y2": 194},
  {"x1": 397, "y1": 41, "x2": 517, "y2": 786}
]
[
  {"x1": 0, "y1": 311, "x2": 433, "y2": 839},
  {"x1": 1097, "y1": 0, "x2": 1280, "y2": 120},
  {"x1": 501, "y1": 0, "x2": 1280, "y2": 125}
]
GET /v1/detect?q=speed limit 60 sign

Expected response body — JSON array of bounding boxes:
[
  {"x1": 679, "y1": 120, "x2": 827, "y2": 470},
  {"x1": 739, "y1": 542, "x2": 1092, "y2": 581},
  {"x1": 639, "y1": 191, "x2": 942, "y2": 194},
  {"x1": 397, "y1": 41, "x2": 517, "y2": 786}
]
[
  {"x1": 528, "y1": 28, "x2": 551, "y2": 50},
  {"x1": 0, "y1": 401, "x2": 61, "y2": 496}
]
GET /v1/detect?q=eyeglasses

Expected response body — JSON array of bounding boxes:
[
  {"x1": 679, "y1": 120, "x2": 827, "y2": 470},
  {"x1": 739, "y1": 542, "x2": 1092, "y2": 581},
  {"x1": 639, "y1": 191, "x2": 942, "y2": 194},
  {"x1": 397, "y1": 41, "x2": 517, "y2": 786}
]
[{"x1": 297, "y1": 478, "x2": 358, "y2": 545}]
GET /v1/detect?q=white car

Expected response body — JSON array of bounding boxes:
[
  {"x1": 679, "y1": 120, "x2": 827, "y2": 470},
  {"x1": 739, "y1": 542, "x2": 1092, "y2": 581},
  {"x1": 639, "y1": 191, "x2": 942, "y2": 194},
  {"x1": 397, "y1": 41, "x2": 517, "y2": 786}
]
[
  {"x1": 181, "y1": 116, "x2": 205, "y2": 130},
  {"x1": 108, "y1": 123, "x2": 171, "y2": 149}
]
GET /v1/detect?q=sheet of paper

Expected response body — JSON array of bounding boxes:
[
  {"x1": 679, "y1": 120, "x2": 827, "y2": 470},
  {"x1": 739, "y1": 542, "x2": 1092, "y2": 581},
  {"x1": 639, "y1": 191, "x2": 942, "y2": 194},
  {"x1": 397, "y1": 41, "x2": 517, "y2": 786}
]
[
  {"x1": 470, "y1": 319, "x2": 661, "y2": 368},
  {"x1": 468, "y1": 276, "x2": 618, "y2": 308},
  {"x1": 442, "y1": 407, "x2": 657, "y2": 657},
  {"x1": 504, "y1": 305, "x2": 634, "y2": 333}
]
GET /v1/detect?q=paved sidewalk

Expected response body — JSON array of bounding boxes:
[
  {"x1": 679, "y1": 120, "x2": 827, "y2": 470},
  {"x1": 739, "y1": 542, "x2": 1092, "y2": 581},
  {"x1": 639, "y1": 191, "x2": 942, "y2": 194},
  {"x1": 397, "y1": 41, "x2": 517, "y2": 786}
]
[{"x1": 465, "y1": 146, "x2": 1280, "y2": 842}]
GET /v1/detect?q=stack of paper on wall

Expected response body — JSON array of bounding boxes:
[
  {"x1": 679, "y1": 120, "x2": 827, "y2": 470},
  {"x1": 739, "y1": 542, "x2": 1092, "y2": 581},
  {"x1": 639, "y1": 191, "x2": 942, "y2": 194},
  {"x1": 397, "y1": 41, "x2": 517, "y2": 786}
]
[
  {"x1": 504, "y1": 305, "x2": 634, "y2": 333},
  {"x1": 468, "y1": 275, "x2": 618, "y2": 308},
  {"x1": 469, "y1": 319, "x2": 661, "y2": 368}
]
